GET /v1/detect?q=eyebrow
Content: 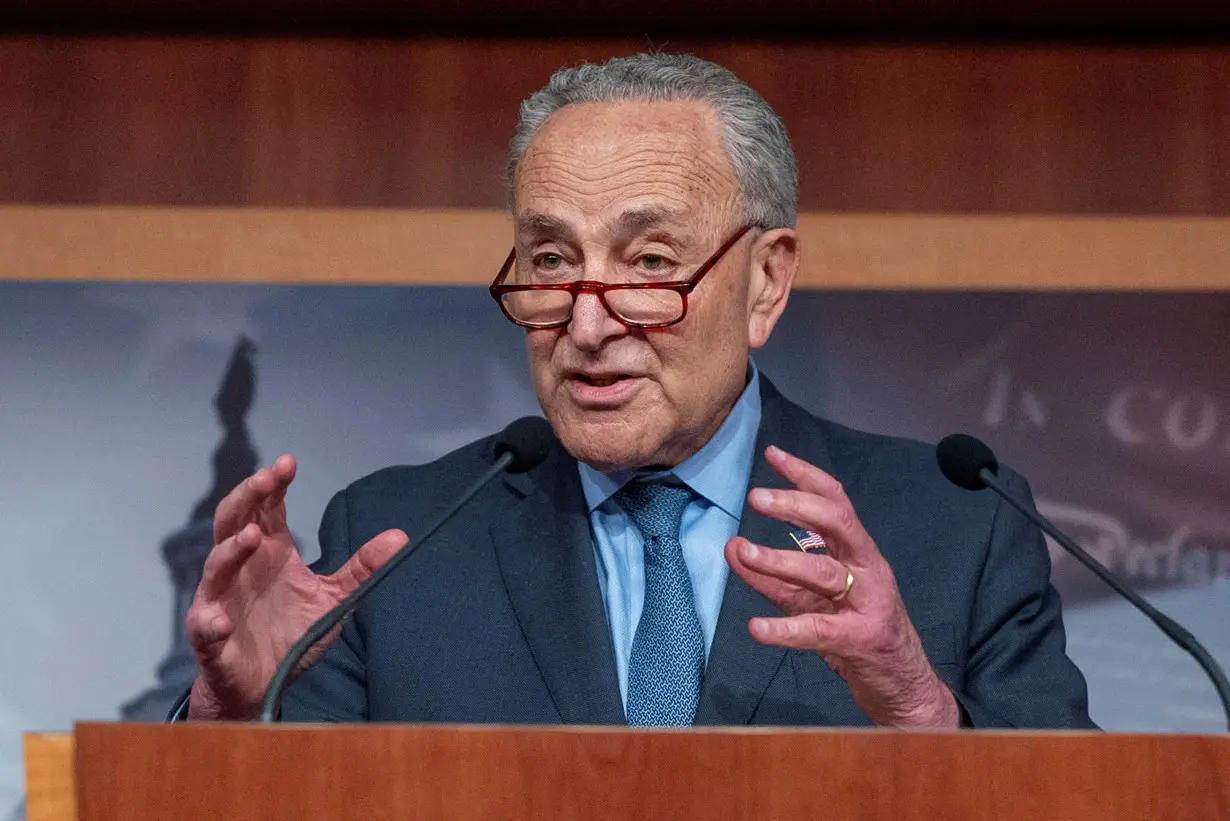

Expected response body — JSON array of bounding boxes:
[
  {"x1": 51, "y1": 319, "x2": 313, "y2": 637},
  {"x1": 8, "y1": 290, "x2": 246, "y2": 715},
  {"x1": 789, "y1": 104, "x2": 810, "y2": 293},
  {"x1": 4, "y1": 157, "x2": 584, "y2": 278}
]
[
  {"x1": 515, "y1": 212, "x2": 575, "y2": 241},
  {"x1": 615, "y1": 206, "x2": 684, "y2": 234},
  {"x1": 514, "y1": 206, "x2": 689, "y2": 242}
]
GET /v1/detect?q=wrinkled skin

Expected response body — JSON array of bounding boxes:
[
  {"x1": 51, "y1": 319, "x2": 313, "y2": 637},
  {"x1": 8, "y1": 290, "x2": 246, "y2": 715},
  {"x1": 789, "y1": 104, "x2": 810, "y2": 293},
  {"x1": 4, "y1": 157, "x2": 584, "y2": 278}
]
[
  {"x1": 517, "y1": 99, "x2": 955, "y2": 728},
  {"x1": 726, "y1": 447, "x2": 959, "y2": 728},
  {"x1": 183, "y1": 96, "x2": 955, "y2": 728},
  {"x1": 514, "y1": 100, "x2": 796, "y2": 472},
  {"x1": 186, "y1": 456, "x2": 407, "y2": 720}
]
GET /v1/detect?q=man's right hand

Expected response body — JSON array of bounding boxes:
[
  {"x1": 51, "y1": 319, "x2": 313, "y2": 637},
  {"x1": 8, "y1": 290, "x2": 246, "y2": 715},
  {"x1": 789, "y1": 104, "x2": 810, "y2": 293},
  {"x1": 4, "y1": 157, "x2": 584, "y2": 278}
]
[{"x1": 185, "y1": 455, "x2": 408, "y2": 721}]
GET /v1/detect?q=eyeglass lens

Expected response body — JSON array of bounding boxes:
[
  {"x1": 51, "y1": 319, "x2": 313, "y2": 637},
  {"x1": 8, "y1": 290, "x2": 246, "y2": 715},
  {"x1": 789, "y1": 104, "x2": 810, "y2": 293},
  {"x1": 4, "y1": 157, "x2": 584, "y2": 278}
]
[{"x1": 500, "y1": 287, "x2": 684, "y2": 326}]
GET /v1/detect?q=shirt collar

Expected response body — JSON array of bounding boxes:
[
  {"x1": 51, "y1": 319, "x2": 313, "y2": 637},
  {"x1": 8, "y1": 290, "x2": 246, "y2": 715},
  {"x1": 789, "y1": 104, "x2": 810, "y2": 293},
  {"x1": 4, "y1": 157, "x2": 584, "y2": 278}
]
[{"x1": 578, "y1": 360, "x2": 763, "y2": 519}]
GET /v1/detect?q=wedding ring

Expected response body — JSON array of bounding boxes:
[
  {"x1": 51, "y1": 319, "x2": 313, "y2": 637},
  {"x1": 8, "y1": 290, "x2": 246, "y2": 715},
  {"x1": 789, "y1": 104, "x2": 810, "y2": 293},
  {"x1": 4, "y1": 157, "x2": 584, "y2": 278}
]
[{"x1": 830, "y1": 568, "x2": 855, "y2": 602}]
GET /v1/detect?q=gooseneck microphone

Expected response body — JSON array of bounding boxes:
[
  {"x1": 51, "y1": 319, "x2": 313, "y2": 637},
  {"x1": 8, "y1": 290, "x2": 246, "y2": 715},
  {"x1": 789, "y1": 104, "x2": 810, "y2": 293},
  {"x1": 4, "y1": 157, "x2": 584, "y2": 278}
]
[
  {"x1": 936, "y1": 433, "x2": 1230, "y2": 731},
  {"x1": 257, "y1": 416, "x2": 555, "y2": 722}
]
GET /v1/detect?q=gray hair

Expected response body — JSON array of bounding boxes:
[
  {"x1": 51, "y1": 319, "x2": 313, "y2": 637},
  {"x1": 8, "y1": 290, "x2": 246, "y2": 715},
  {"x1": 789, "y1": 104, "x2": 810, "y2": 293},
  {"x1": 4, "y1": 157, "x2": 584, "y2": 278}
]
[{"x1": 508, "y1": 53, "x2": 798, "y2": 229}]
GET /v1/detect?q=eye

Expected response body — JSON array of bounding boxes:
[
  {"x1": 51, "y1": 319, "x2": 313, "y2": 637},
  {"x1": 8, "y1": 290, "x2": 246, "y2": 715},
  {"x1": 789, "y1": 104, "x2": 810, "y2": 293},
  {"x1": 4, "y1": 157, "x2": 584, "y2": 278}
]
[
  {"x1": 636, "y1": 254, "x2": 674, "y2": 272},
  {"x1": 534, "y1": 253, "x2": 564, "y2": 271}
]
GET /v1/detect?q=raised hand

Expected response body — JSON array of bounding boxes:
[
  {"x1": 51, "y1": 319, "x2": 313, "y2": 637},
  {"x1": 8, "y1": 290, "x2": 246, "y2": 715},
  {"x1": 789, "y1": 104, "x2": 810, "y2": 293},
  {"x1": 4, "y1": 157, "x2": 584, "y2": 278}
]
[
  {"x1": 725, "y1": 445, "x2": 959, "y2": 729},
  {"x1": 185, "y1": 455, "x2": 407, "y2": 720}
]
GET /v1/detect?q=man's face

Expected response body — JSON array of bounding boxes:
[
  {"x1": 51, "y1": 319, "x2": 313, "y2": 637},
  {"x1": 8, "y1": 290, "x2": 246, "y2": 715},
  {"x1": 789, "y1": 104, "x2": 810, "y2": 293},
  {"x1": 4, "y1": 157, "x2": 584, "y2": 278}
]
[{"x1": 513, "y1": 100, "x2": 790, "y2": 472}]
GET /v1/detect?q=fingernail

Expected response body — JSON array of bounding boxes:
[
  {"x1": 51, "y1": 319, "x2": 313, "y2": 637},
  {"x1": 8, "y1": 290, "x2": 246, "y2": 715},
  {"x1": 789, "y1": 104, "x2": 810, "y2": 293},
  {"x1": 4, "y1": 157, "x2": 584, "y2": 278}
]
[
  {"x1": 767, "y1": 445, "x2": 782, "y2": 459},
  {"x1": 741, "y1": 541, "x2": 759, "y2": 561},
  {"x1": 750, "y1": 489, "x2": 772, "y2": 506},
  {"x1": 750, "y1": 617, "x2": 767, "y2": 635}
]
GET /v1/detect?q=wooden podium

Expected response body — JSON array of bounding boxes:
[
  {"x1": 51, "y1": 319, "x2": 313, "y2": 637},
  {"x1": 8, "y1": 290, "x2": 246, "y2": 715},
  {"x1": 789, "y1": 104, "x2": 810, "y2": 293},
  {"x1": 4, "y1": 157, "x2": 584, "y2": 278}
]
[{"x1": 24, "y1": 724, "x2": 1230, "y2": 820}]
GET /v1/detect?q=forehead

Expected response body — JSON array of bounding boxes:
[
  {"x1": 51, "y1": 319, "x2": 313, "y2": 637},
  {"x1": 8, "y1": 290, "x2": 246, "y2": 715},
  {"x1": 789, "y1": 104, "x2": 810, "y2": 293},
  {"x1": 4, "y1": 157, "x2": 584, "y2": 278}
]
[{"x1": 514, "y1": 100, "x2": 738, "y2": 229}]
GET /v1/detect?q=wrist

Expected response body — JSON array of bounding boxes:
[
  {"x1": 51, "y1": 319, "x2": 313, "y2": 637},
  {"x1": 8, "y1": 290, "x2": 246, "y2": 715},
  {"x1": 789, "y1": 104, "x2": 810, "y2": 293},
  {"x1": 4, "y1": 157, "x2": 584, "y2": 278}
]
[
  {"x1": 894, "y1": 673, "x2": 960, "y2": 730},
  {"x1": 186, "y1": 676, "x2": 259, "y2": 722}
]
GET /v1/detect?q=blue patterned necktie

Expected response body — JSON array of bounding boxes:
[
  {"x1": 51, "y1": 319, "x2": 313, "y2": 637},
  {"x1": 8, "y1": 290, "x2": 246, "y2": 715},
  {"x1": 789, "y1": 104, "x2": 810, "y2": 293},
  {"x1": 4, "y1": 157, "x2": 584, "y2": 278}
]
[{"x1": 615, "y1": 480, "x2": 705, "y2": 727}]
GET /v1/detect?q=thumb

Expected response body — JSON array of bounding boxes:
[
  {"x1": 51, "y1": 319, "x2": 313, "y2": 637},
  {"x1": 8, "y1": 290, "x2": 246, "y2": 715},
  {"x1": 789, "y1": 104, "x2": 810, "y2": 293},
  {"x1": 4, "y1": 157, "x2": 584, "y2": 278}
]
[{"x1": 333, "y1": 529, "x2": 409, "y2": 593}]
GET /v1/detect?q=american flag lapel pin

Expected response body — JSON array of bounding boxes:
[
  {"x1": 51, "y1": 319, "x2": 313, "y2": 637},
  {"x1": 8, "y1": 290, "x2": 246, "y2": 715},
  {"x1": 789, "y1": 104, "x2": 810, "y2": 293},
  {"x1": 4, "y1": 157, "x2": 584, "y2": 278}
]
[{"x1": 788, "y1": 528, "x2": 828, "y2": 553}]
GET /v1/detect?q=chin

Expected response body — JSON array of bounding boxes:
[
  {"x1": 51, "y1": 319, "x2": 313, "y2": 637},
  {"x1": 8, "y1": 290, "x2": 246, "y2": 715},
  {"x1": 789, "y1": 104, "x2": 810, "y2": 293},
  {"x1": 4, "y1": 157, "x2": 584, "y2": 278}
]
[{"x1": 550, "y1": 410, "x2": 668, "y2": 472}]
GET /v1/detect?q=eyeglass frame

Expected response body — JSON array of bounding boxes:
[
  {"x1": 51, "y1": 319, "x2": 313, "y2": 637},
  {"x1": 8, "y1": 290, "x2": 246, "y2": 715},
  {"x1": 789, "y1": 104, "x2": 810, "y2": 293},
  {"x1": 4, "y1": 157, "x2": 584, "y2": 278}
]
[{"x1": 488, "y1": 224, "x2": 754, "y2": 330}]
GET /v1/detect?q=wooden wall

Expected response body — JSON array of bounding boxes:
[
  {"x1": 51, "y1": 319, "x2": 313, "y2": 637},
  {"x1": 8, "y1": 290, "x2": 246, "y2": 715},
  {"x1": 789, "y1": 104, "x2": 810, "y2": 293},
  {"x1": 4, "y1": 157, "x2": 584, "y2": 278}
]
[
  {"x1": 1, "y1": 36, "x2": 1227, "y2": 286},
  {"x1": 4, "y1": 36, "x2": 1229, "y2": 213}
]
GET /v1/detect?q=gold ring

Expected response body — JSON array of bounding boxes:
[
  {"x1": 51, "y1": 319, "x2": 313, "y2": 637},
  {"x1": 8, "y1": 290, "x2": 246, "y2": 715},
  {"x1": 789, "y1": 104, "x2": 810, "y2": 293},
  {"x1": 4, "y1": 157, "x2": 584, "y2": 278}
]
[{"x1": 830, "y1": 568, "x2": 855, "y2": 602}]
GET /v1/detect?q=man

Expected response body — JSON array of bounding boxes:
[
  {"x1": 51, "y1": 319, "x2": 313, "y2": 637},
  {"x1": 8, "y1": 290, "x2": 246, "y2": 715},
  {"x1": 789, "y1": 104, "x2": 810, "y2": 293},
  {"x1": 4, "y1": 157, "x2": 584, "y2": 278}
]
[{"x1": 185, "y1": 53, "x2": 1093, "y2": 728}]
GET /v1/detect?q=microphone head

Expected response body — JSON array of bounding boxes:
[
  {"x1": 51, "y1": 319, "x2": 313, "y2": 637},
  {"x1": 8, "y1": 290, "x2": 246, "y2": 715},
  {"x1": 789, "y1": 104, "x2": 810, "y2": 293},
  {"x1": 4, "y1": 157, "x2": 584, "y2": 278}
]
[
  {"x1": 493, "y1": 416, "x2": 556, "y2": 474},
  {"x1": 936, "y1": 434, "x2": 999, "y2": 491}
]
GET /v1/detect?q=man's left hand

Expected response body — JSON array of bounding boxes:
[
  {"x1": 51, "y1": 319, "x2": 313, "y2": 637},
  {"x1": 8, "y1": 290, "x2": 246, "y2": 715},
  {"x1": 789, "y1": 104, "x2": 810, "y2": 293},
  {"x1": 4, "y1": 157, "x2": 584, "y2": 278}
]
[{"x1": 725, "y1": 445, "x2": 960, "y2": 729}]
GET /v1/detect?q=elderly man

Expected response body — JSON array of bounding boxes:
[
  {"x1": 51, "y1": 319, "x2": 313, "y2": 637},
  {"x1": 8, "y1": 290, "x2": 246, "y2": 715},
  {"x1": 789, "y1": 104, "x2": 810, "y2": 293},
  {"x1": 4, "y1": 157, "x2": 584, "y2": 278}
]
[{"x1": 185, "y1": 53, "x2": 1093, "y2": 728}]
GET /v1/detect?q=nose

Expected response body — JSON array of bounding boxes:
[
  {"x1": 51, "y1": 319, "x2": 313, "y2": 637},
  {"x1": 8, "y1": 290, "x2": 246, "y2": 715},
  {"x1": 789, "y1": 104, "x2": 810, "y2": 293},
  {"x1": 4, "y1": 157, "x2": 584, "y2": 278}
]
[{"x1": 567, "y1": 287, "x2": 628, "y2": 352}]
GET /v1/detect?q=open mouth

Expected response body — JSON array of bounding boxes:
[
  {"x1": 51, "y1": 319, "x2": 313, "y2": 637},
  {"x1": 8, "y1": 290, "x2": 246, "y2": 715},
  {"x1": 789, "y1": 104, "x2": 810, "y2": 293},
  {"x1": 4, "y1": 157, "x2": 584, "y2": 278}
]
[{"x1": 574, "y1": 374, "x2": 633, "y2": 388}]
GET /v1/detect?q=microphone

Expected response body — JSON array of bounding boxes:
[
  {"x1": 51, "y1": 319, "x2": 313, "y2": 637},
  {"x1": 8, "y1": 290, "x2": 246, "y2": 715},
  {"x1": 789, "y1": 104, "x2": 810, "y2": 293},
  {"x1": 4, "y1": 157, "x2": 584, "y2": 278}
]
[
  {"x1": 936, "y1": 433, "x2": 1230, "y2": 731},
  {"x1": 257, "y1": 416, "x2": 555, "y2": 722}
]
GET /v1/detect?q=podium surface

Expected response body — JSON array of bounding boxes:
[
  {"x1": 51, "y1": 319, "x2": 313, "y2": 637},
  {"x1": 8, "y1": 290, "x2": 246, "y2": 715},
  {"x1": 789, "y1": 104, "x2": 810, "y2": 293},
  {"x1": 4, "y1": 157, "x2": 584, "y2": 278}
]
[{"x1": 26, "y1": 723, "x2": 1230, "y2": 820}]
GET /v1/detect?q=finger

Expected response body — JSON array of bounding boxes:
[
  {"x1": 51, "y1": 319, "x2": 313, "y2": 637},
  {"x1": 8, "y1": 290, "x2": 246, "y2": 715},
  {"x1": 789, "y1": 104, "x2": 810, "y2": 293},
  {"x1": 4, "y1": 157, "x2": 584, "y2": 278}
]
[
  {"x1": 746, "y1": 487, "x2": 875, "y2": 564},
  {"x1": 731, "y1": 538, "x2": 852, "y2": 599},
  {"x1": 197, "y1": 522, "x2": 262, "y2": 600},
  {"x1": 725, "y1": 538, "x2": 832, "y2": 615},
  {"x1": 765, "y1": 445, "x2": 846, "y2": 499},
  {"x1": 331, "y1": 529, "x2": 410, "y2": 595},
  {"x1": 185, "y1": 600, "x2": 234, "y2": 654},
  {"x1": 263, "y1": 454, "x2": 298, "y2": 515},
  {"x1": 749, "y1": 612, "x2": 844, "y2": 652},
  {"x1": 213, "y1": 457, "x2": 296, "y2": 543},
  {"x1": 213, "y1": 466, "x2": 278, "y2": 542}
]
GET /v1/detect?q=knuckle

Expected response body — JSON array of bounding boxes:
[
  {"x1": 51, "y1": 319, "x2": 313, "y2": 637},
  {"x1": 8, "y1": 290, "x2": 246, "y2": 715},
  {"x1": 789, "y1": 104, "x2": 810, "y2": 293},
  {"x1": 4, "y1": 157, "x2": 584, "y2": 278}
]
[
  {"x1": 185, "y1": 606, "x2": 210, "y2": 641},
  {"x1": 821, "y1": 559, "x2": 846, "y2": 589},
  {"x1": 800, "y1": 615, "x2": 832, "y2": 648},
  {"x1": 807, "y1": 554, "x2": 837, "y2": 585},
  {"x1": 837, "y1": 507, "x2": 857, "y2": 533},
  {"x1": 758, "y1": 550, "x2": 785, "y2": 577},
  {"x1": 868, "y1": 626, "x2": 901, "y2": 659}
]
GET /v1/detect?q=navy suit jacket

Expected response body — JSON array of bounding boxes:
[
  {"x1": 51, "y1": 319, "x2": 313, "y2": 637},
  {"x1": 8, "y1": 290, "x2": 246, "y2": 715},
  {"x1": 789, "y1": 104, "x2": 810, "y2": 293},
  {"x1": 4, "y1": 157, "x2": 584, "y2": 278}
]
[{"x1": 285, "y1": 377, "x2": 1094, "y2": 728}]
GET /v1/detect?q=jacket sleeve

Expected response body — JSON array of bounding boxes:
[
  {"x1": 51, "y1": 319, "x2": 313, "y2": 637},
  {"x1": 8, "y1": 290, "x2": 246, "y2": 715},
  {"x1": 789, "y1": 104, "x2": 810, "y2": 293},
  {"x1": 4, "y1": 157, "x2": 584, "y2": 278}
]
[
  {"x1": 280, "y1": 488, "x2": 370, "y2": 722},
  {"x1": 954, "y1": 469, "x2": 1098, "y2": 729}
]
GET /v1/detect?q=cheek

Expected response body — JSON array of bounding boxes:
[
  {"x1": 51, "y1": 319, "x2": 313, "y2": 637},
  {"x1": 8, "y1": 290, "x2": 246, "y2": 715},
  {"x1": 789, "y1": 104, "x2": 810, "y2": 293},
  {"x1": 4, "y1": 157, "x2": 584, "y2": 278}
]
[
  {"x1": 525, "y1": 332, "x2": 557, "y2": 381},
  {"x1": 688, "y1": 281, "x2": 750, "y2": 354}
]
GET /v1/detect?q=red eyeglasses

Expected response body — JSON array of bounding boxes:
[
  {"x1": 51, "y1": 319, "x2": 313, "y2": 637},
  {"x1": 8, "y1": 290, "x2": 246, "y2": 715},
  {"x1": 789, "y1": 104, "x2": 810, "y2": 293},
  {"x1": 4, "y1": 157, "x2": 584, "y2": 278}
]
[{"x1": 489, "y1": 225, "x2": 752, "y2": 330}]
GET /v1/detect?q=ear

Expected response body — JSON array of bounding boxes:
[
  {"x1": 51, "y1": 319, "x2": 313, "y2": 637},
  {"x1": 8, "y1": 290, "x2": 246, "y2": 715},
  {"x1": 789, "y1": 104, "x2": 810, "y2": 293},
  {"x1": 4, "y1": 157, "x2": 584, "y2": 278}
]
[{"x1": 745, "y1": 228, "x2": 799, "y2": 349}]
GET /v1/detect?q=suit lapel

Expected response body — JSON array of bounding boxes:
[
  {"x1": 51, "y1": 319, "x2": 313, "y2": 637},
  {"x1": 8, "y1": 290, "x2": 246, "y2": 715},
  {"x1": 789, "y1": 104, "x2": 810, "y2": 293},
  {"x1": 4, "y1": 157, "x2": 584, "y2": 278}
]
[
  {"x1": 489, "y1": 443, "x2": 625, "y2": 725},
  {"x1": 695, "y1": 378, "x2": 850, "y2": 725}
]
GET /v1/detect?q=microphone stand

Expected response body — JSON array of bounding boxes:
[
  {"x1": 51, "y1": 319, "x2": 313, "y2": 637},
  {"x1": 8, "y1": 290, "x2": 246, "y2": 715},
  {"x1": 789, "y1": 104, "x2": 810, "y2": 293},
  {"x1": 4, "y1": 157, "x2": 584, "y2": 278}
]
[
  {"x1": 979, "y1": 466, "x2": 1230, "y2": 731},
  {"x1": 258, "y1": 451, "x2": 515, "y2": 722}
]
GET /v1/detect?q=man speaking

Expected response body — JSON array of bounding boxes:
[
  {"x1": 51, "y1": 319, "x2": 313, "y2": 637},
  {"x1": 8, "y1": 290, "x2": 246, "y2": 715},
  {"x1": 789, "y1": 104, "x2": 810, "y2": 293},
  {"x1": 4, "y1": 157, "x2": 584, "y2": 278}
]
[{"x1": 184, "y1": 53, "x2": 1093, "y2": 729}]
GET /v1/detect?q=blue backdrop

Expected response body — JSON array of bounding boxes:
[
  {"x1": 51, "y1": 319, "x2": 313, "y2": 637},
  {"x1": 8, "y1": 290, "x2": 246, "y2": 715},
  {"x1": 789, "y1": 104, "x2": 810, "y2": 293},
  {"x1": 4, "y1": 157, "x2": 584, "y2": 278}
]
[{"x1": 2, "y1": 283, "x2": 1226, "y2": 814}]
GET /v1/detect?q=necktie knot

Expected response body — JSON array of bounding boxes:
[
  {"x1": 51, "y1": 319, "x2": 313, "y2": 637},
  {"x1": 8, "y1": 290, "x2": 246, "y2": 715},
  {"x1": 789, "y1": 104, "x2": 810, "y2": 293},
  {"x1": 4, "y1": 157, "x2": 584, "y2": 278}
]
[{"x1": 614, "y1": 481, "x2": 693, "y2": 542}]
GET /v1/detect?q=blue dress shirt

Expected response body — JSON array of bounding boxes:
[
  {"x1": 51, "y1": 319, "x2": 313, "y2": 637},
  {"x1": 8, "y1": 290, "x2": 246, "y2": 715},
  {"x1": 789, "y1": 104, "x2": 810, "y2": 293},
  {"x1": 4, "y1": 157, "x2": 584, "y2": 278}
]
[{"x1": 578, "y1": 363, "x2": 763, "y2": 708}]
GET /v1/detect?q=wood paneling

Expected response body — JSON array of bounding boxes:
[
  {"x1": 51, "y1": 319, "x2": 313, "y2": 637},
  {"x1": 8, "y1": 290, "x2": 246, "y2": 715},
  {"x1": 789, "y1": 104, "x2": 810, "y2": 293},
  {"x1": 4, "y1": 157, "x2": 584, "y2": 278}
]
[
  {"x1": 2, "y1": 205, "x2": 1227, "y2": 289},
  {"x1": 72, "y1": 723, "x2": 1230, "y2": 820},
  {"x1": 24, "y1": 734, "x2": 75, "y2": 821},
  {"x1": 2, "y1": 37, "x2": 1229, "y2": 214}
]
